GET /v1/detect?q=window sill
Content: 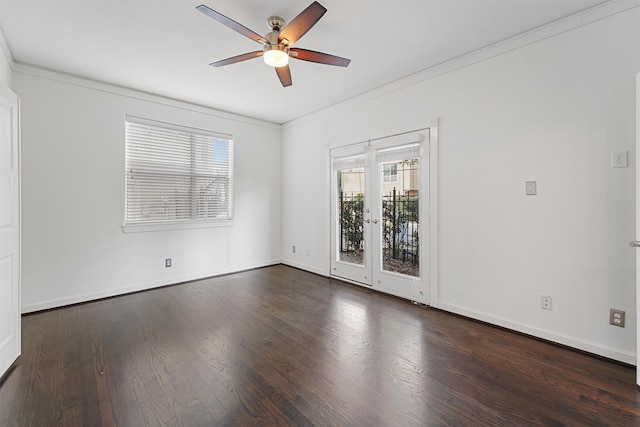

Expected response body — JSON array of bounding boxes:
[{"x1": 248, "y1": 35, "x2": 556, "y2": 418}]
[{"x1": 122, "y1": 220, "x2": 235, "y2": 233}]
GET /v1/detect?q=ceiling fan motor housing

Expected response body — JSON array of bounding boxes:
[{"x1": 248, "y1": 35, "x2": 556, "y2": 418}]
[
  {"x1": 265, "y1": 29, "x2": 283, "y2": 46},
  {"x1": 264, "y1": 43, "x2": 288, "y2": 55}
]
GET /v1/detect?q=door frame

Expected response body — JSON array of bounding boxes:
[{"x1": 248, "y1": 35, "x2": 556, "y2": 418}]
[
  {"x1": 0, "y1": 83, "x2": 21, "y2": 379},
  {"x1": 329, "y1": 119, "x2": 438, "y2": 306},
  {"x1": 635, "y1": 73, "x2": 639, "y2": 386}
]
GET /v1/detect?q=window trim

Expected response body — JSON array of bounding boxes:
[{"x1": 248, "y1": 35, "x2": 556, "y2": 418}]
[
  {"x1": 123, "y1": 116, "x2": 234, "y2": 232},
  {"x1": 122, "y1": 219, "x2": 235, "y2": 233}
]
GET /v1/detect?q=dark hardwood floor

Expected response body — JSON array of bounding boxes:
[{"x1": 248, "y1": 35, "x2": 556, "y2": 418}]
[{"x1": 1, "y1": 265, "x2": 639, "y2": 426}]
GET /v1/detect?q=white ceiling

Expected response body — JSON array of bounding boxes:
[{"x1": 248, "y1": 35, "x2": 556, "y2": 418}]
[{"x1": 0, "y1": 0, "x2": 610, "y2": 124}]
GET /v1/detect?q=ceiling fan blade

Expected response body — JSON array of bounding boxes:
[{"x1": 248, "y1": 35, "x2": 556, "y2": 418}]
[
  {"x1": 210, "y1": 51, "x2": 264, "y2": 67},
  {"x1": 275, "y1": 65, "x2": 292, "y2": 87},
  {"x1": 196, "y1": 5, "x2": 268, "y2": 45},
  {"x1": 278, "y1": 1, "x2": 326, "y2": 46},
  {"x1": 290, "y1": 48, "x2": 351, "y2": 67}
]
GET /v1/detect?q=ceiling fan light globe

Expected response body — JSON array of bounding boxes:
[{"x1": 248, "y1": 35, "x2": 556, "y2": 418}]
[{"x1": 263, "y1": 48, "x2": 289, "y2": 67}]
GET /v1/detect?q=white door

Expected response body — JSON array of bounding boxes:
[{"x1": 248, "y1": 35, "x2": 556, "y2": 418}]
[
  {"x1": 370, "y1": 131, "x2": 429, "y2": 302},
  {"x1": 330, "y1": 129, "x2": 430, "y2": 303},
  {"x1": 0, "y1": 84, "x2": 20, "y2": 378},
  {"x1": 635, "y1": 73, "x2": 640, "y2": 386}
]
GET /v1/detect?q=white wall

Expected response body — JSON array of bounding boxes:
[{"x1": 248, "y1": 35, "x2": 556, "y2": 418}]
[
  {"x1": 282, "y1": 6, "x2": 640, "y2": 363},
  {"x1": 13, "y1": 67, "x2": 282, "y2": 312}
]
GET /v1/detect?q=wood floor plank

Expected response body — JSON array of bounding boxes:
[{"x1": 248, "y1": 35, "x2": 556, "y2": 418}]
[{"x1": 1, "y1": 265, "x2": 640, "y2": 426}]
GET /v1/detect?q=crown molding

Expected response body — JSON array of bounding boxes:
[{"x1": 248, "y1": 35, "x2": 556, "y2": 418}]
[
  {"x1": 283, "y1": 0, "x2": 640, "y2": 129},
  {"x1": 12, "y1": 62, "x2": 282, "y2": 130}
]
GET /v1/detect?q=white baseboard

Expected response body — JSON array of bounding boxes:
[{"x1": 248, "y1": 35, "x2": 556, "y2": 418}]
[
  {"x1": 280, "y1": 263, "x2": 636, "y2": 365},
  {"x1": 435, "y1": 301, "x2": 636, "y2": 365},
  {"x1": 23, "y1": 261, "x2": 636, "y2": 366},
  {"x1": 21, "y1": 259, "x2": 281, "y2": 314},
  {"x1": 278, "y1": 263, "x2": 636, "y2": 364},
  {"x1": 280, "y1": 260, "x2": 329, "y2": 277}
]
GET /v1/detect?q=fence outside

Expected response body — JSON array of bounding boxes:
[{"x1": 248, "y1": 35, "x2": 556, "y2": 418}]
[{"x1": 339, "y1": 189, "x2": 419, "y2": 277}]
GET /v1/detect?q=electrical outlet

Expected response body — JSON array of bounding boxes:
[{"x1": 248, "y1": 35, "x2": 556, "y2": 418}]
[
  {"x1": 165, "y1": 258, "x2": 172, "y2": 268},
  {"x1": 609, "y1": 309, "x2": 625, "y2": 327},
  {"x1": 611, "y1": 151, "x2": 628, "y2": 168},
  {"x1": 540, "y1": 295, "x2": 552, "y2": 310},
  {"x1": 292, "y1": 245, "x2": 296, "y2": 253}
]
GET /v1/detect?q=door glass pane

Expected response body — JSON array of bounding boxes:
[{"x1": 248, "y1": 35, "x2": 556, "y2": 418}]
[
  {"x1": 338, "y1": 168, "x2": 364, "y2": 265},
  {"x1": 380, "y1": 159, "x2": 420, "y2": 277}
]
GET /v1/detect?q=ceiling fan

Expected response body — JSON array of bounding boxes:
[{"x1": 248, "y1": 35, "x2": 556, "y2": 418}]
[{"x1": 196, "y1": 1, "x2": 351, "y2": 87}]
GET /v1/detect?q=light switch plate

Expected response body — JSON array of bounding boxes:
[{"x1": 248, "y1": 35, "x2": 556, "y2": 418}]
[
  {"x1": 525, "y1": 181, "x2": 537, "y2": 196},
  {"x1": 611, "y1": 151, "x2": 628, "y2": 168}
]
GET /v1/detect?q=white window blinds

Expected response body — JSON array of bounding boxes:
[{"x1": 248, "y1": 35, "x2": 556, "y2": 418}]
[
  {"x1": 125, "y1": 117, "x2": 233, "y2": 225},
  {"x1": 331, "y1": 154, "x2": 366, "y2": 171},
  {"x1": 375, "y1": 143, "x2": 422, "y2": 164}
]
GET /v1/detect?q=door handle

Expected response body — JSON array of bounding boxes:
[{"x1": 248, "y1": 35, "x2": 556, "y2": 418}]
[
  {"x1": 364, "y1": 218, "x2": 371, "y2": 224},
  {"x1": 372, "y1": 219, "x2": 379, "y2": 224},
  {"x1": 630, "y1": 241, "x2": 640, "y2": 248}
]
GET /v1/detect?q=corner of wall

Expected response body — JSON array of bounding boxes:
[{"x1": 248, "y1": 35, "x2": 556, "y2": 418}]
[{"x1": 0, "y1": 26, "x2": 14, "y2": 87}]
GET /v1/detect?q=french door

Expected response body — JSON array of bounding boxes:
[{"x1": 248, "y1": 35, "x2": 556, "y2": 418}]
[{"x1": 330, "y1": 130, "x2": 430, "y2": 303}]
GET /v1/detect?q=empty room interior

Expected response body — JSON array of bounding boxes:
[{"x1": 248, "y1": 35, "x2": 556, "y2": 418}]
[{"x1": 1, "y1": 0, "x2": 640, "y2": 425}]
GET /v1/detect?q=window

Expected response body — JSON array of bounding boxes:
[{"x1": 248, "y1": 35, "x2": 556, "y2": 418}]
[
  {"x1": 382, "y1": 163, "x2": 398, "y2": 183},
  {"x1": 124, "y1": 117, "x2": 233, "y2": 228}
]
